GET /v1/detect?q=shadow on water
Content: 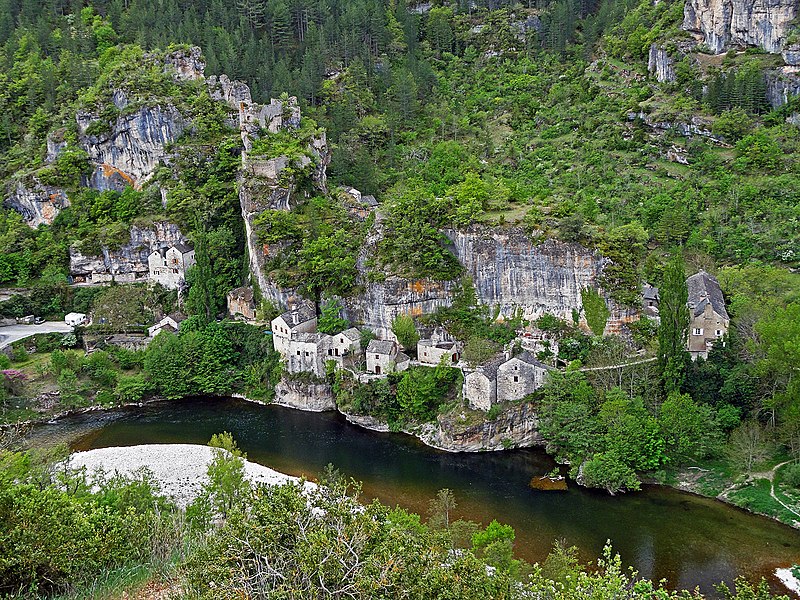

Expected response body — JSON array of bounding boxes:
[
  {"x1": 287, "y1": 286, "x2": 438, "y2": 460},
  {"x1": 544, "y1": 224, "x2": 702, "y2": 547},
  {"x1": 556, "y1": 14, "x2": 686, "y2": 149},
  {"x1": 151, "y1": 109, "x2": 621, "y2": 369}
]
[{"x1": 27, "y1": 396, "x2": 800, "y2": 598}]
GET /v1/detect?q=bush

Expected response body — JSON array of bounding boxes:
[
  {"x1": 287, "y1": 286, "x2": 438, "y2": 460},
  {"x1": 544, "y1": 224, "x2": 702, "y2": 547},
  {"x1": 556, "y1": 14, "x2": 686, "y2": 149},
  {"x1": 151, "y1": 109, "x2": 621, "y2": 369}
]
[{"x1": 782, "y1": 463, "x2": 800, "y2": 489}]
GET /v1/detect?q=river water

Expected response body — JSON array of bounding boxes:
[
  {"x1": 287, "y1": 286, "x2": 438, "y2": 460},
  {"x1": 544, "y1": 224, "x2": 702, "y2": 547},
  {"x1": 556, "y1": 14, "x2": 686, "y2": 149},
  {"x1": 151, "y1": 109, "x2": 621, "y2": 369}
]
[{"x1": 27, "y1": 397, "x2": 800, "y2": 597}]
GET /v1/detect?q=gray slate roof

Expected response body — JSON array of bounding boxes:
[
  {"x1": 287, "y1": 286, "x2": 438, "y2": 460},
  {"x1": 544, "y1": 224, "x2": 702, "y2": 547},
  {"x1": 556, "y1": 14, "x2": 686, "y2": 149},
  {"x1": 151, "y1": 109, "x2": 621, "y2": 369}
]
[
  {"x1": 642, "y1": 284, "x2": 659, "y2": 301},
  {"x1": 475, "y1": 354, "x2": 507, "y2": 380},
  {"x1": 167, "y1": 311, "x2": 187, "y2": 323},
  {"x1": 279, "y1": 303, "x2": 317, "y2": 327},
  {"x1": 229, "y1": 286, "x2": 254, "y2": 302},
  {"x1": 172, "y1": 241, "x2": 194, "y2": 254},
  {"x1": 341, "y1": 327, "x2": 361, "y2": 342},
  {"x1": 686, "y1": 271, "x2": 728, "y2": 319},
  {"x1": 511, "y1": 351, "x2": 553, "y2": 370},
  {"x1": 367, "y1": 339, "x2": 396, "y2": 355}
]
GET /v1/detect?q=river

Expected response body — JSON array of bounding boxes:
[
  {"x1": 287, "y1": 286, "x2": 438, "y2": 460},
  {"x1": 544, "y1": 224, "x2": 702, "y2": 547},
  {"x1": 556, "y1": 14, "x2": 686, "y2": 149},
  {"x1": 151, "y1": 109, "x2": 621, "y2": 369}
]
[{"x1": 27, "y1": 396, "x2": 800, "y2": 597}]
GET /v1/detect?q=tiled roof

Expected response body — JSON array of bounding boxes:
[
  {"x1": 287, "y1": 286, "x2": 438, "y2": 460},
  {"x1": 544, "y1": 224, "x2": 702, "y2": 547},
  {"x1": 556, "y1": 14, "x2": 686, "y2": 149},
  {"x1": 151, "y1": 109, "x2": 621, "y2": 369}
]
[
  {"x1": 367, "y1": 339, "x2": 396, "y2": 354},
  {"x1": 279, "y1": 303, "x2": 317, "y2": 327},
  {"x1": 172, "y1": 241, "x2": 194, "y2": 254},
  {"x1": 687, "y1": 271, "x2": 728, "y2": 319},
  {"x1": 341, "y1": 327, "x2": 361, "y2": 341},
  {"x1": 510, "y1": 351, "x2": 553, "y2": 370}
]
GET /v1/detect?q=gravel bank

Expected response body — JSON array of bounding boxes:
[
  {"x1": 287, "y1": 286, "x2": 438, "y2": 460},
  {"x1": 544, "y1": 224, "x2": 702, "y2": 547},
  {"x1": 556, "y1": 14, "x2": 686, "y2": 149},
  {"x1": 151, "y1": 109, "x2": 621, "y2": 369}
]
[{"x1": 69, "y1": 444, "x2": 311, "y2": 508}]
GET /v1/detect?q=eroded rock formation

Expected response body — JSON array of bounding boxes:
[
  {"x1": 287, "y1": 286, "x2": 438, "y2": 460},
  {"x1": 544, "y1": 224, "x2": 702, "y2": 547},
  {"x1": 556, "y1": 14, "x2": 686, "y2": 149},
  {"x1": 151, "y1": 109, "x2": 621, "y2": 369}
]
[
  {"x1": 683, "y1": 0, "x2": 798, "y2": 54},
  {"x1": 3, "y1": 178, "x2": 69, "y2": 228},
  {"x1": 77, "y1": 105, "x2": 185, "y2": 191}
]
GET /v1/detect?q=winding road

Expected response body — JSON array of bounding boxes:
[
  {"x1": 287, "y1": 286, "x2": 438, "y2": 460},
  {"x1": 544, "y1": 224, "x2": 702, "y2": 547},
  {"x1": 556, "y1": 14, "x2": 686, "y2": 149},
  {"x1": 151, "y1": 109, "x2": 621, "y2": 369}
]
[{"x1": 0, "y1": 322, "x2": 74, "y2": 349}]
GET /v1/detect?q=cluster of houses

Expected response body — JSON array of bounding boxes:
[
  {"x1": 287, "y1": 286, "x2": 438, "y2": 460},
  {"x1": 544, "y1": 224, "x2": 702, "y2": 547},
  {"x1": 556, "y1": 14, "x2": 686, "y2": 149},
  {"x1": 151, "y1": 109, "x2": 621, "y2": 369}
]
[
  {"x1": 218, "y1": 268, "x2": 729, "y2": 414},
  {"x1": 264, "y1": 301, "x2": 552, "y2": 413}
]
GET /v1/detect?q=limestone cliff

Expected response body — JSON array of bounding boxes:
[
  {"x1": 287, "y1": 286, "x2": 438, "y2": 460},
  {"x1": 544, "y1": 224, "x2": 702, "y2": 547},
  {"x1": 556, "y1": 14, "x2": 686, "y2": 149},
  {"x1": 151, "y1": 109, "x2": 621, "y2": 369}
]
[
  {"x1": 648, "y1": 44, "x2": 677, "y2": 82},
  {"x1": 69, "y1": 221, "x2": 188, "y2": 284},
  {"x1": 77, "y1": 105, "x2": 186, "y2": 191},
  {"x1": 448, "y1": 227, "x2": 605, "y2": 323},
  {"x1": 3, "y1": 178, "x2": 69, "y2": 228},
  {"x1": 682, "y1": 0, "x2": 798, "y2": 54}
]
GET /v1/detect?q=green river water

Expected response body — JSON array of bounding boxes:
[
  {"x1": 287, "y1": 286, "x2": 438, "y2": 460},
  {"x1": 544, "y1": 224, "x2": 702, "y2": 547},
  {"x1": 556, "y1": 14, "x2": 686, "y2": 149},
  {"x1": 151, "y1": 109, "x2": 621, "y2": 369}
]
[{"x1": 27, "y1": 396, "x2": 800, "y2": 597}]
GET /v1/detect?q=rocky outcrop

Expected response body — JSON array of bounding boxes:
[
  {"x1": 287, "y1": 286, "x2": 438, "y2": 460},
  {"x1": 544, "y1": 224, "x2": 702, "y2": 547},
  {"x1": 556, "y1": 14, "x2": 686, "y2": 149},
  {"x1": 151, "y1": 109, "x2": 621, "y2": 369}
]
[
  {"x1": 161, "y1": 46, "x2": 205, "y2": 81},
  {"x1": 4, "y1": 178, "x2": 69, "y2": 227},
  {"x1": 683, "y1": 0, "x2": 798, "y2": 54},
  {"x1": 69, "y1": 221, "x2": 188, "y2": 284},
  {"x1": 448, "y1": 228, "x2": 605, "y2": 323},
  {"x1": 274, "y1": 379, "x2": 336, "y2": 412},
  {"x1": 648, "y1": 44, "x2": 677, "y2": 82},
  {"x1": 77, "y1": 105, "x2": 185, "y2": 190},
  {"x1": 766, "y1": 66, "x2": 800, "y2": 108},
  {"x1": 784, "y1": 43, "x2": 800, "y2": 66},
  {"x1": 418, "y1": 402, "x2": 543, "y2": 452}
]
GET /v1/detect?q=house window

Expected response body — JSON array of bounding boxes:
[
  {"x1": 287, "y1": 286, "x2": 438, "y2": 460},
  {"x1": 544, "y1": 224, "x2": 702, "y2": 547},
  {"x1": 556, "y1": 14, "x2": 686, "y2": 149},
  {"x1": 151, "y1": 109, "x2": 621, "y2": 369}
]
[
  {"x1": 305, "y1": 352, "x2": 310, "y2": 357},
  {"x1": 715, "y1": 329, "x2": 722, "y2": 337},
  {"x1": 328, "y1": 349, "x2": 333, "y2": 356},
  {"x1": 375, "y1": 355, "x2": 380, "y2": 359},
  {"x1": 335, "y1": 349, "x2": 340, "y2": 356},
  {"x1": 296, "y1": 350, "x2": 300, "y2": 355},
  {"x1": 693, "y1": 328, "x2": 703, "y2": 335},
  {"x1": 513, "y1": 376, "x2": 519, "y2": 383}
]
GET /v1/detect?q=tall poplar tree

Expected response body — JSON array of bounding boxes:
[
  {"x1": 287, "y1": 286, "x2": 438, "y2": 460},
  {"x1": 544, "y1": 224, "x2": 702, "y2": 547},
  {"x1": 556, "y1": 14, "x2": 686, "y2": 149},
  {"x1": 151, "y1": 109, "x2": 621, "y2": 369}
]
[{"x1": 657, "y1": 251, "x2": 690, "y2": 395}]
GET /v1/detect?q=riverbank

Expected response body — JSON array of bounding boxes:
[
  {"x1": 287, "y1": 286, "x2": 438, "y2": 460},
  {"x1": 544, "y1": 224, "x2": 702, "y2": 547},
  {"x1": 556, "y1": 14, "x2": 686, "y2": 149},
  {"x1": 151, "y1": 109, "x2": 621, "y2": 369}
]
[
  {"x1": 68, "y1": 444, "x2": 311, "y2": 508},
  {"x1": 14, "y1": 392, "x2": 800, "y2": 535}
]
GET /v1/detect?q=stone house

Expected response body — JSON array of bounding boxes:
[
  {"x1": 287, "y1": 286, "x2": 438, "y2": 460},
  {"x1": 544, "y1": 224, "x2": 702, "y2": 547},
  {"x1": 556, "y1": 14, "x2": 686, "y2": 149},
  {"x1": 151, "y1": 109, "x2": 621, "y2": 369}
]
[
  {"x1": 148, "y1": 242, "x2": 196, "y2": 290},
  {"x1": 285, "y1": 332, "x2": 328, "y2": 378},
  {"x1": 227, "y1": 286, "x2": 257, "y2": 321},
  {"x1": 464, "y1": 355, "x2": 506, "y2": 412},
  {"x1": 417, "y1": 339, "x2": 462, "y2": 366},
  {"x1": 642, "y1": 283, "x2": 660, "y2": 318},
  {"x1": 148, "y1": 312, "x2": 187, "y2": 337},
  {"x1": 323, "y1": 327, "x2": 362, "y2": 367},
  {"x1": 686, "y1": 270, "x2": 730, "y2": 360},
  {"x1": 465, "y1": 352, "x2": 551, "y2": 411},
  {"x1": 366, "y1": 339, "x2": 410, "y2": 375},
  {"x1": 270, "y1": 304, "x2": 317, "y2": 357},
  {"x1": 496, "y1": 352, "x2": 551, "y2": 403}
]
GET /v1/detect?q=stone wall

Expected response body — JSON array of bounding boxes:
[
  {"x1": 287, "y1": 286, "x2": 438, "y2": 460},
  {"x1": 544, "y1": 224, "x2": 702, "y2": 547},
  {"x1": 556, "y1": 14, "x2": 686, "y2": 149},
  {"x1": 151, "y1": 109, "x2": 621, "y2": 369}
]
[{"x1": 273, "y1": 378, "x2": 336, "y2": 412}]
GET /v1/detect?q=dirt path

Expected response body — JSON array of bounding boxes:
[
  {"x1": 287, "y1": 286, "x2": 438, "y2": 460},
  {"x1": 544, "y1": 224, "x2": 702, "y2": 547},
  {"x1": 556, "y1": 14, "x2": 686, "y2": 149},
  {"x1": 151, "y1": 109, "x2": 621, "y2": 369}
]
[{"x1": 768, "y1": 460, "x2": 800, "y2": 520}]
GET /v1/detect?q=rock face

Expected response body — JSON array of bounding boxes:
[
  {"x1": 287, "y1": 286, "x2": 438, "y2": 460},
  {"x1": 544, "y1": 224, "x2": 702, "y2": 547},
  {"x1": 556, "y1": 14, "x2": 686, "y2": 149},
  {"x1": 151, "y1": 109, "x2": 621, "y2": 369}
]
[
  {"x1": 419, "y1": 402, "x2": 543, "y2": 452},
  {"x1": 77, "y1": 105, "x2": 185, "y2": 190},
  {"x1": 766, "y1": 66, "x2": 800, "y2": 108},
  {"x1": 69, "y1": 221, "x2": 188, "y2": 284},
  {"x1": 448, "y1": 228, "x2": 605, "y2": 323},
  {"x1": 274, "y1": 379, "x2": 336, "y2": 412},
  {"x1": 4, "y1": 178, "x2": 69, "y2": 227},
  {"x1": 683, "y1": 0, "x2": 798, "y2": 54},
  {"x1": 648, "y1": 44, "x2": 677, "y2": 82}
]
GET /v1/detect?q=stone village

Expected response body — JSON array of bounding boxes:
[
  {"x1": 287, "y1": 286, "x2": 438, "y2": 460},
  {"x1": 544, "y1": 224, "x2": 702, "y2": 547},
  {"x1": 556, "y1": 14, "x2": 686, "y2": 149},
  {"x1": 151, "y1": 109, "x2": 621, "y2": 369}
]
[{"x1": 224, "y1": 267, "x2": 728, "y2": 415}]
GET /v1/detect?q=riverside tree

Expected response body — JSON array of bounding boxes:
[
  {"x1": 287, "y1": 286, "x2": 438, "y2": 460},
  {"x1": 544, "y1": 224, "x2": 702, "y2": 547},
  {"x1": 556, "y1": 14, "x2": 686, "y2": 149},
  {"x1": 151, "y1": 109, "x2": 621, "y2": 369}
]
[{"x1": 657, "y1": 251, "x2": 690, "y2": 394}]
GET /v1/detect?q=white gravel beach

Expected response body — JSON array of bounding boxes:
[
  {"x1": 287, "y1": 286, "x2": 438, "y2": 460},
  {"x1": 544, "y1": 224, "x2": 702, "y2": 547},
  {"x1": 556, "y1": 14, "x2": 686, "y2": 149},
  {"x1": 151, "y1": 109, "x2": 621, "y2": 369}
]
[
  {"x1": 776, "y1": 568, "x2": 800, "y2": 597},
  {"x1": 68, "y1": 444, "x2": 311, "y2": 508}
]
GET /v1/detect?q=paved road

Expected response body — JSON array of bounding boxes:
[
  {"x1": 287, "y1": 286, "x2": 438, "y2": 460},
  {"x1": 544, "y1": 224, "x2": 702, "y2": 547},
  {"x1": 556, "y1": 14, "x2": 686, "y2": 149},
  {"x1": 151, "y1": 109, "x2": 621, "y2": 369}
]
[{"x1": 0, "y1": 321, "x2": 74, "y2": 349}]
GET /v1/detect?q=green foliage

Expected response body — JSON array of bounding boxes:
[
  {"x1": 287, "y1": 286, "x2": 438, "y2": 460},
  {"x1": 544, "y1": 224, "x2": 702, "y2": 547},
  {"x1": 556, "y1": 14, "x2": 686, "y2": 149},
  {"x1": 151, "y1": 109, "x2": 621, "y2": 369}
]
[
  {"x1": 598, "y1": 223, "x2": 649, "y2": 307},
  {"x1": 391, "y1": 313, "x2": 420, "y2": 351},
  {"x1": 582, "y1": 452, "x2": 641, "y2": 493},
  {"x1": 581, "y1": 287, "x2": 609, "y2": 336},
  {"x1": 659, "y1": 392, "x2": 722, "y2": 464},
  {"x1": 317, "y1": 300, "x2": 349, "y2": 335},
  {"x1": 657, "y1": 252, "x2": 690, "y2": 394}
]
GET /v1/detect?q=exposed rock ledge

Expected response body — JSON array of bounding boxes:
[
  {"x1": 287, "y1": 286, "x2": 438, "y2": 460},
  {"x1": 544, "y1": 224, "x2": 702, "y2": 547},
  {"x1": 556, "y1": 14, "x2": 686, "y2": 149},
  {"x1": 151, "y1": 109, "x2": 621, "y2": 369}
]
[
  {"x1": 68, "y1": 444, "x2": 312, "y2": 508},
  {"x1": 239, "y1": 379, "x2": 542, "y2": 453},
  {"x1": 343, "y1": 403, "x2": 543, "y2": 453}
]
